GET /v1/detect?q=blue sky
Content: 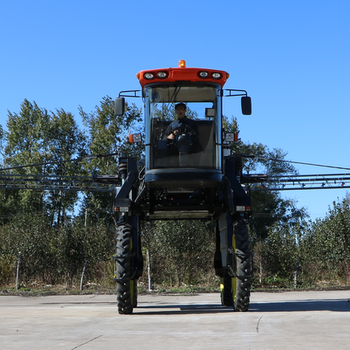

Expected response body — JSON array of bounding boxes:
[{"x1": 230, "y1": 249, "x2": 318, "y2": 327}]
[{"x1": 1, "y1": 0, "x2": 350, "y2": 221}]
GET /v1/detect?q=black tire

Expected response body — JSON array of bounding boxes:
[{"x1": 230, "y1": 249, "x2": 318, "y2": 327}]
[
  {"x1": 233, "y1": 220, "x2": 251, "y2": 312},
  {"x1": 116, "y1": 223, "x2": 135, "y2": 314}
]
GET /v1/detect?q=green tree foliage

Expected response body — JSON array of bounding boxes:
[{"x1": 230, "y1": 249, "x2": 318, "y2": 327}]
[
  {"x1": 250, "y1": 192, "x2": 308, "y2": 240},
  {"x1": 142, "y1": 220, "x2": 216, "y2": 287},
  {"x1": 256, "y1": 223, "x2": 299, "y2": 281},
  {"x1": 224, "y1": 116, "x2": 308, "y2": 240},
  {"x1": 254, "y1": 194, "x2": 350, "y2": 287},
  {"x1": 0, "y1": 124, "x2": 4, "y2": 161},
  {"x1": 45, "y1": 109, "x2": 87, "y2": 225},
  {"x1": 2, "y1": 100, "x2": 87, "y2": 225},
  {"x1": 300, "y1": 194, "x2": 350, "y2": 283},
  {"x1": 5, "y1": 100, "x2": 51, "y2": 172},
  {"x1": 80, "y1": 96, "x2": 143, "y2": 166},
  {"x1": 78, "y1": 96, "x2": 143, "y2": 224},
  {"x1": 4, "y1": 100, "x2": 349, "y2": 290},
  {"x1": 2, "y1": 100, "x2": 51, "y2": 220},
  {"x1": 1, "y1": 97, "x2": 144, "y2": 226},
  {"x1": 0, "y1": 214, "x2": 114, "y2": 285}
]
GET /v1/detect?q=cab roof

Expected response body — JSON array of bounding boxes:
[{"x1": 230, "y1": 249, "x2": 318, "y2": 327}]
[{"x1": 137, "y1": 60, "x2": 229, "y2": 89}]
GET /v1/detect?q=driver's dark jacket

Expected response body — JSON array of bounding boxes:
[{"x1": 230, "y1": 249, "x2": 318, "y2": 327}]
[
  {"x1": 165, "y1": 116, "x2": 201, "y2": 153},
  {"x1": 165, "y1": 117, "x2": 198, "y2": 138}
]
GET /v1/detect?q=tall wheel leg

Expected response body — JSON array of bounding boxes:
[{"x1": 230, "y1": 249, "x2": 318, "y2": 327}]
[
  {"x1": 217, "y1": 214, "x2": 252, "y2": 311},
  {"x1": 233, "y1": 219, "x2": 251, "y2": 312},
  {"x1": 217, "y1": 215, "x2": 234, "y2": 307},
  {"x1": 116, "y1": 223, "x2": 135, "y2": 314},
  {"x1": 220, "y1": 269, "x2": 233, "y2": 306}
]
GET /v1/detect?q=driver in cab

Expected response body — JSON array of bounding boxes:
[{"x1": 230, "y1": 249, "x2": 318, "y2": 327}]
[
  {"x1": 165, "y1": 103, "x2": 202, "y2": 165},
  {"x1": 166, "y1": 103, "x2": 197, "y2": 141}
]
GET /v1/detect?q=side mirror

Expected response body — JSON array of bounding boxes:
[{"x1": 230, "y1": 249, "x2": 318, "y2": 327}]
[
  {"x1": 115, "y1": 97, "x2": 125, "y2": 116},
  {"x1": 241, "y1": 96, "x2": 252, "y2": 115}
]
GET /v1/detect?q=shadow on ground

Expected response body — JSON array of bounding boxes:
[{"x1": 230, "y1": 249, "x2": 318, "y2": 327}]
[{"x1": 135, "y1": 299, "x2": 350, "y2": 315}]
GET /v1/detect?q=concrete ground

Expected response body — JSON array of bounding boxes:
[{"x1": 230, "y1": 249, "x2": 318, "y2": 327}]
[{"x1": 1, "y1": 290, "x2": 350, "y2": 349}]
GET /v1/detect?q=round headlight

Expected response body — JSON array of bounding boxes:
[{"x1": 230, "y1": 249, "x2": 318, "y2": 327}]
[
  {"x1": 144, "y1": 72, "x2": 154, "y2": 80},
  {"x1": 199, "y1": 71, "x2": 209, "y2": 78},
  {"x1": 212, "y1": 72, "x2": 222, "y2": 79},
  {"x1": 157, "y1": 71, "x2": 168, "y2": 79}
]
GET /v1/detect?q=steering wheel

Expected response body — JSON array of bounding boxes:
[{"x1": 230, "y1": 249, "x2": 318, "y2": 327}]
[{"x1": 167, "y1": 124, "x2": 197, "y2": 154}]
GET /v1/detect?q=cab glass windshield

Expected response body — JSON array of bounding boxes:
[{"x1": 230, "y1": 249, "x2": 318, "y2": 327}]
[{"x1": 144, "y1": 84, "x2": 222, "y2": 170}]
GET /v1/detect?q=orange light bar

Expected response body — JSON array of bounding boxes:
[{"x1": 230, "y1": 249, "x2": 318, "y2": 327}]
[{"x1": 137, "y1": 60, "x2": 229, "y2": 88}]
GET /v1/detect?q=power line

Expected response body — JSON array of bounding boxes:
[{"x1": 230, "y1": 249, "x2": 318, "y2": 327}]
[
  {"x1": 0, "y1": 152, "x2": 119, "y2": 172},
  {"x1": 240, "y1": 154, "x2": 350, "y2": 171},
  {"x1": 1, "y1": 152, "x2": 350, "y2": 177},
  {"x1": 0, "y1": 174, "x2": 117, "y2": 192}
]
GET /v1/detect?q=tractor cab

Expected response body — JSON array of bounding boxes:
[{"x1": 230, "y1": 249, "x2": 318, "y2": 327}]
[
  {"x1": 115, "y1": 60, "x2": 251, "y2": 189},
  {"x1": 143, "y1": 82, "x2": 223, "y2": 187}
]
